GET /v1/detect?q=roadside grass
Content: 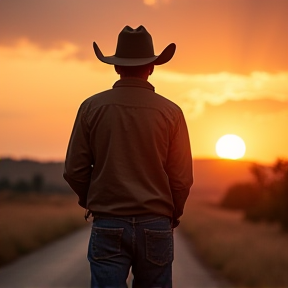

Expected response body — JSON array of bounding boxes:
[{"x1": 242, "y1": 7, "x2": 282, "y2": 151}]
[
  {"x1": 180, "y1": 198, "x2": 288, "y2": 288},
  {"x1": 0, "y1": 192, "x2": 87, "y2": 266}
]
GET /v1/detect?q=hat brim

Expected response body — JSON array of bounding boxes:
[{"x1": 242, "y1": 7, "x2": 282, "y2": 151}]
[{"x1": 93, "y1": 42, "x2": 176, "y2": 66}]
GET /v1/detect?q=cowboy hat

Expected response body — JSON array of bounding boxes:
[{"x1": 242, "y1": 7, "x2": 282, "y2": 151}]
[{"x1": 93, "y1": 25, "x2": 176, "y2": 66}]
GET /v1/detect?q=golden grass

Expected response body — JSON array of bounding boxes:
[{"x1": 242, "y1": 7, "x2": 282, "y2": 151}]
[
  {"x1": 0, "y1": 192, "x2": 87, "y2": 266},
  {"x1": 180, "y1": 198, "x2": 288, "y2": 288}
]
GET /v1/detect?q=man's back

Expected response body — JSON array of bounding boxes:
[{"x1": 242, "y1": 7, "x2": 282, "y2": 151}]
[{"x1": 64, "y1": 77, "x2": 192, "y2": 218}]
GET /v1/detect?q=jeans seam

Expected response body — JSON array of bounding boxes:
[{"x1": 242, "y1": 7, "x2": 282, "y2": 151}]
[{"x1": 132, "y1": 222, "x2": 136, "y2": 256}]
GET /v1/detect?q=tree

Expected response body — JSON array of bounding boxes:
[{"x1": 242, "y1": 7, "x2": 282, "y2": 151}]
[
  {"x1": 13, "y1": 179, "x2": 30, "y2": 192},
  {"x1": 0, "y1": 178, "x2": 11, "y2": 191},
  {"x1": 249, "y1": 163, "x2": 268, "y2": 189},
  {"x1": 221, "y1": 158, "x2": 288, "y2": 231},
  {"x1": 31, "y1": 174, "x2": 45, "y2": 193}
]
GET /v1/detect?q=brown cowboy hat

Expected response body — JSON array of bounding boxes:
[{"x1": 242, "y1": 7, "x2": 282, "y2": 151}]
[{"x1": 93, "y1": 25, "x2": 176, "y2": 66}]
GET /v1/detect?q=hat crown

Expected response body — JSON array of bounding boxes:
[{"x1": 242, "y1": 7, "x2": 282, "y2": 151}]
[
  {"x1": 93, "y1": 25, "x2": 176, "y2": 66},
  {"x1": 115, "y1": 25, "x2": 155, "y2": 59}
]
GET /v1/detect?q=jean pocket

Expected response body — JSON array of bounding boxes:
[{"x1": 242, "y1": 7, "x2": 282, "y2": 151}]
[
  {"x1": 91, "y1": 227, "x2": 124, "y2": 260},
  {"x1": 145, "y1": 229, "x2": 173, "y2": 266}
]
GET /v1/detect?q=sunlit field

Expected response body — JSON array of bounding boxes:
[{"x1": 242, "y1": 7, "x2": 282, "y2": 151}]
[
  {"x1": 0, "y1": 192, "x2": 87, "y2": 266},
  {"x1": 180, "y1": 198, "x2": 288, "y2": 288}
]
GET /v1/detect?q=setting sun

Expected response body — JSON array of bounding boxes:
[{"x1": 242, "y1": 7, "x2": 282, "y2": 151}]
[{"x1": 216, "y1": 134, "x2": 246, "y2": 160}]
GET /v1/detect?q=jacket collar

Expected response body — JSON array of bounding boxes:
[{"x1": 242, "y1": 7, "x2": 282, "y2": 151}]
[{"x1": 113, "y1": 78, "x2": 155, "y2": 91}]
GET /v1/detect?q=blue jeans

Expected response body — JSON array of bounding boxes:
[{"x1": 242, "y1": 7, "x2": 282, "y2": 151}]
[{"x1": 87, "y1": 214, "x2": 173, "y2": 288}]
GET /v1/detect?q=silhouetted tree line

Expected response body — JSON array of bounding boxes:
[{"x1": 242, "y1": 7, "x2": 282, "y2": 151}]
[
  {"x1": 220, "y1": 158, "x2": 288, "y2": 231},
  {"x1": 0, "y1": 174, "x2": 45, "y2": 193}
]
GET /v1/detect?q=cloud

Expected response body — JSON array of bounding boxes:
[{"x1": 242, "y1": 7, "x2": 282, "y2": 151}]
[
  {"x1": 2, "y1": 39, "x2": 287, "y2": 122},
  {"x1": 1, "y1": 38, "x2": 80, "y2": 61},
  {"x1": 0, "y1": 0, "x2": 287, "y2": 74},
  {"x1": 143, "y1": 0, "x2": 157, "y2": 6},
  {"x1": 0, "y1": 39, "x2": 115, "y2": 118},
  {"x1": 143, "y1": 0, "x2": 170, "y2": 6},
  {"x1": 204, "y1": 99, "x2": 288, "y2": 118},
  {"x1": 152, "y1": 69, "x2": 288, "y2": 118}
]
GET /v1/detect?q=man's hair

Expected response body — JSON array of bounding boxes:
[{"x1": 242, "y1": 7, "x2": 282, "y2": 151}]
[{"x1": 115, "y1": 63, "x2": 154, "y2": 78}]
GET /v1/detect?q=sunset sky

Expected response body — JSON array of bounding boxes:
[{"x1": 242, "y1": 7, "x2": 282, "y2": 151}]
[{"x1": 1, "y1": 0, "x2": 288, "y2": 164}]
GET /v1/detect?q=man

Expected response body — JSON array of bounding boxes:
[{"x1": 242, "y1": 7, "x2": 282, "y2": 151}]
[{"x1": 64, "y1": 25, "x2": 193, "y2": 288}]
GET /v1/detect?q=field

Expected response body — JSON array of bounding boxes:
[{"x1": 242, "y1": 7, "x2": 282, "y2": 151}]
[
  {"x1": 0, "y1": 192, "x2": 87, "y2": 266},
  {"x1": 1, "y1": 156, "x2": 287, "y2": 288},
  {"x1": 180, "y1": 196, "x2": 288, "y2": 288}
]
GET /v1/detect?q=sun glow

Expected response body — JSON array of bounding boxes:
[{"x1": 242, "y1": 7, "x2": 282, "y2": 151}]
[{"x1": 216, "y1": 134, "x2": 246, "y2": 160}]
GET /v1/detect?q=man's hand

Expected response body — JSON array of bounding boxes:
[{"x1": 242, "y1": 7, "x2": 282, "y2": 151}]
[{"x1": 172, "y1": 218, "x2": 180, "y2": 228}]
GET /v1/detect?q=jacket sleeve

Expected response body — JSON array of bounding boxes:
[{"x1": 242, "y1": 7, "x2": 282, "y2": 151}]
[
  {"x1": 166, "y1": 111, "x2": 193, "y2": 226},
  {"x1": 63, "y1": 102, "x2": 93, "y2": 208}
]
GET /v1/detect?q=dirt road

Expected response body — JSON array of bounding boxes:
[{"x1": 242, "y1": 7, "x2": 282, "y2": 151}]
[{"x1": 0, "y1": 226, "x2": 221, "y2": 288}]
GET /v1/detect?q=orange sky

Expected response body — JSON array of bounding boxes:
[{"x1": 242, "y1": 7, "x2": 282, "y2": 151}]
[{"x1": 1, "y1": 0, "x2": 288, "y2": 164}]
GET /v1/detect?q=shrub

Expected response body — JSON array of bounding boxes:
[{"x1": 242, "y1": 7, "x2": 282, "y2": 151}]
[
  {"x1": 220, "y1": 158, "x2": 288, "y2": 231},
  {"x1": 220, "y1": 182, "x2": 260, "y2": 211}
]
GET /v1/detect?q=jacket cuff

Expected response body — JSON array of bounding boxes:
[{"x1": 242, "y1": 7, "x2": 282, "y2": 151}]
[
  {"x1": 171, "y1": 187, "x2": 190, "y2": 218},
  {"x1": 63, "y1": 173, "x2": 89, "y2": 208}
]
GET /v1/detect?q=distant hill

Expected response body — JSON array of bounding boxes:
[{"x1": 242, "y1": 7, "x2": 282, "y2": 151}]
[
  {"x1": 0, "y1": 158, "x2": 69, "y2": 191},
  {"x1": 0, "y1": 157, "x2": 255, "y2": 199}
]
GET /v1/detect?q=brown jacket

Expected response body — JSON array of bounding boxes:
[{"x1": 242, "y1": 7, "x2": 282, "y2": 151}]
[{"x1": 64, "y1": 78, "x2": 193, "y2": 221}]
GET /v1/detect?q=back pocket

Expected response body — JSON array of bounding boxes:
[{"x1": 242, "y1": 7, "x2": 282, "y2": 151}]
[
  {"x1": 145, "y1": 229, "x2": 173, "y2": 266},
  {"x1": 91, "y1": 227, "x2": 124, "y2": 260}
]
